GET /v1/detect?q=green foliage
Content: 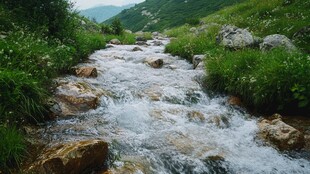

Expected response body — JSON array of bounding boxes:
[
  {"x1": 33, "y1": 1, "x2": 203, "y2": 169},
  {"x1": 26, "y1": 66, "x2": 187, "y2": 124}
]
[
  {"x1": 111, "y1": 18, "x2": 124, "y2": 35},
  {"x1": 206, "y1": 48, "x2": 310, "y2": 113},
  {"x1": 104, "y1": 33, "x2": 136, "y2": 45},
  {"x1": 185, "y1": 18, "x2": 200, "y2": 26},
  {"x1": 105, "y1": 0, "x2": 244, "y2": 32},
  {"x1": 0, "y1": 69, "x2": 47, "y2": 123},
  {"x1": 101, "y1": 24, "x2": 114, "y2": 34},
  {"x1": 0, "y1": 0, "x2": 78, "y2": 41},
  {"x1": 165, "y1": 25, "x2": 220, "y2": 62},
  {"x1": 0, "y1": 125, "x2": 25, "y2": 171}
]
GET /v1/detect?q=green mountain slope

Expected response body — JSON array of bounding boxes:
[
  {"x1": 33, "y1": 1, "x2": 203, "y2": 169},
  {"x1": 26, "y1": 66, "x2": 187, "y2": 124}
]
[
  {"x1": 80, "y1": 4, "x2": 134, "y2": 23},
  {"x1": 104, "y1": 0, "x2": 244, "y2": 32}
]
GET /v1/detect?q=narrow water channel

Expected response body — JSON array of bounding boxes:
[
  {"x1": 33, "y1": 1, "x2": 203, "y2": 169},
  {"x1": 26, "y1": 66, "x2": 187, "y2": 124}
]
[{"x1": 41, "y1": 38, "x2": 310, "y2": 173}]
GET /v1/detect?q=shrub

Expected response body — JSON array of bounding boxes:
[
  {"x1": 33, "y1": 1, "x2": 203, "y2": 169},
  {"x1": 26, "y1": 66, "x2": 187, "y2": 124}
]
[
  {"x1": 0, "y1": 125, "x2": 25, "y2": 171},
  {"x1": 185, "y1": 17, "x2": 200, "y2": 26}
]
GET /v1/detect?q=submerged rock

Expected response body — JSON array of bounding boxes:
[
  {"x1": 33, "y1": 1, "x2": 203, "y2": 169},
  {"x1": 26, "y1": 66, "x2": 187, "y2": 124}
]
[
  {"x1": 72, "y1": 67, "x2": 98, "y2": 78},
  {"x1": 135, "y1": 41, "x2": 149, "y2": 46},
  {"x1": 260, "y1": 34, "x2": 297, "y2": 51},
  {"x1": 152, "y1": 40, "x2": 163, "y2": 46},
  {"x1": 27, "y1": 140, "x2": 108, "y2": 174},
  {"x1": 109, "y1": 39, "x2": 121, "y2": 45},
  {"x1": 258, "y1": 114, "x2": 305, "y2": 150},
  {"x1": 217, "y1": 25, "x2": 254, "y2": 49},
  {"x1": 227, "y1": 96, "x2": 242, "y2": 107},
  {"x1": 144, "y1": 57, "x2": 164, "y2": 68},
  {"x1": 187, "y1": 111, "x2": 205, "y2": 123}
]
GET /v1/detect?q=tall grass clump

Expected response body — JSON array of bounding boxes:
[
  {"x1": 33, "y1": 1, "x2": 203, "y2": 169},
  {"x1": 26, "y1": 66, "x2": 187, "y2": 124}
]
[
  {"x1": 206, "y1": 48, "x2": 310, "y2": 114},
  {"x1": 0, "y1": 125, "x2": 25, "y2": 171},
  {"x1": 165, "y1": 25, "x2": 220, "y2": 62}
]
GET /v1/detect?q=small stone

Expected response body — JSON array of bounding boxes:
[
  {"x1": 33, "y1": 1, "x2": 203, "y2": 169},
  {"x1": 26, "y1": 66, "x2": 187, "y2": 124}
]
[
  {"x1": 132, "y1": 47, "x2": 143, "y2": 51},
  {"x1": 73, "y1": 67, "x2": 98, "y2": 78},
  {"x1": 228, "y1": 96, "x2": 242, "y2": 107},
  {"x1": 144, "y1": 58, "x2": 164, "y2": 68}
]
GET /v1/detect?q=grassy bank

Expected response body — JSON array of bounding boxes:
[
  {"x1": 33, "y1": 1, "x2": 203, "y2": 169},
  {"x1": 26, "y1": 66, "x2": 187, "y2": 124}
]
[
  {"x1": 165, "y1": 0, "x2": 310, "y2": 115},
  {"x1": 0, "y1": 0, "x2": 106, "y2": 171}
]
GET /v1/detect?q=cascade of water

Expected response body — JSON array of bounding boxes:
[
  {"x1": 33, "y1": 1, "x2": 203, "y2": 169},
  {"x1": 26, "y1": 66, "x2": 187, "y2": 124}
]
[{"x1": 42, "y1": 39, "x2": 310, "y2": 174}]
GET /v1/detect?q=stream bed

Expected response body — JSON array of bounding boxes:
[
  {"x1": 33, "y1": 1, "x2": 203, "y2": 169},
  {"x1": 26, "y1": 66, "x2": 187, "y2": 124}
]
[{"x1": 39, "y1": 38, "x2": 310, "y2": 174}]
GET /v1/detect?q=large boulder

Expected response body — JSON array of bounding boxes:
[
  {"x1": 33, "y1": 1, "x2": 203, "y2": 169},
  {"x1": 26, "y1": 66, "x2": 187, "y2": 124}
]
[
  {"x1": 54, "y1": 82, "x2": 108, "y2": 116},
  {"x1": 27, "y1": 140, "x2": 109, "y2": 174},
  {"x1": 72, "y1": 67, "x2": 98, "y2": 78},
  {"x1": 260, "y1": 34, "x2": 297, "y2": 51},
  {"x1": 217, "y1": 25, "x2": 254, "y2": 49},
  {"x1": 257, "y1": 114, "x2": 305, "y2": 150},
  {"x1": 109, "y1": 39, "x2": 121, "y2": 45},
  {"x1": 192, "y1": 55, "x2": 205, "y2": 69},
  {"x1": 144, "y1": 57, "x2": 163, "y2": 68}
]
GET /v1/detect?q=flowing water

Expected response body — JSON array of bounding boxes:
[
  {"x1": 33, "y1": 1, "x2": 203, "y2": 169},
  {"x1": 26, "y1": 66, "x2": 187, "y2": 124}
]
[{"x1": 41, "y1": 38, "x2": 310, "y2": 173}]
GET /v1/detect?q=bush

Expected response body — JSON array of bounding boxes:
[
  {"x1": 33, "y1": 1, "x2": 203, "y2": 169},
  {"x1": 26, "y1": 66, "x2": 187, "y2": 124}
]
[
  {"x1": 111, "y1": 18, "x2": 124, "y2": 35},
  {"x1": 0, "y1": 0, "x2": 78, "y2": 41},
  {"x1": 185, "y1": 17, "x2": 200, "y2": 26},
  {"x1": 0, "y1": 125, "x2": 25, "y2": 171}
]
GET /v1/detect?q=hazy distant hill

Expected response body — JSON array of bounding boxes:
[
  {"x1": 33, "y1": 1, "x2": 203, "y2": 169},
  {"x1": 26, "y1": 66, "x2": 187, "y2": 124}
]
[
  {"x1": 104, "y1": 0, "x2": 244, "y2": 32},
  {"x1": 80, "y1": 4, "x2": 135, "y2": 23}
]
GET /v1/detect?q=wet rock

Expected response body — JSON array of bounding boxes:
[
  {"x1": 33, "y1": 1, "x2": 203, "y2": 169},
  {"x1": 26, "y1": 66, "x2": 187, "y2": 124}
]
[
  {"x1": 228, "y1": 96, "x2": 242, "y2": 107},
  {"x1": 27, "y1": 140, "x2": 108, "y2": 174},
  {"x1": 152, "y1": 40, "x2": 163, "y2": 46},
  {"x1": 258, "y1": 114, "x2": 305, "y2": 150},
  {"x1": 72, "y1": 67, "x2": 98, "y2": 78},
  {"x1": 105, "y1": 44, "x2": 114, "y2": 48},
  {"x1": 217, "y1": 25, "x2": 254, "y2": 49},
  {"x1": 135, "y1": 41, "x2": 148, "y2": 46},
  {"x1": 135, "y1": 36, "x2": 147, "y2": 42},
  {"x1": 46, "y1": 98, "x2": 62, "y2": 119},
  {"x1": 195, "y1": 62, "x2": 205, "y2": 70},
  {"x1": 132, "y1": 47, "x2": 143, "y2": 52},
  {"x1": 144, "y1": 57, "x2": 164, "y2": 68},
  {"x1": 187, "y1": 111, "x2": 205, "y2": 123},
  {"x1": 208, "y1": 115, "x2": 230, "y2": 128},
  {"x1": 168, "y1": 65, "x2": 178, "y2": 70},
  {"x1": 142, "y1": 85, "x2": 163, "y2": 101},
  {"x1": 260, "y1": 34, "x2": 297, "y2": 51},
  {"x1": 109, "y1": 39, "x2": 121, "y2": 45},
  {"x1": 55, "y1": 82, "x2": 107, "y2": 115},
  {"x1": 192, "y1": 55, "x2": 205, "y2": 69}
]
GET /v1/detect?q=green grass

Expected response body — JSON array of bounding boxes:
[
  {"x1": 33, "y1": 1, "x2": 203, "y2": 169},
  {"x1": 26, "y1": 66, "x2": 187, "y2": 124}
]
[
  {"x1": 206, "y1": 48, "x2": 310, "y2": 113},
  {"x1": 164, "y1": 0, "x2": 310, "y2": 115},
  {"x1": 0, "y1": 125, "x2": 25, "y2": 171}
]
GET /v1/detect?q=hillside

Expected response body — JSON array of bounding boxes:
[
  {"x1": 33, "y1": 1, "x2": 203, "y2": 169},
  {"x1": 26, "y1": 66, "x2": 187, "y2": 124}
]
[
  {"x1": 80, "y1": 4, "x2": 135, "y2": 23},
  {"x1": 104, "y1": 0, "x2": 244, "y2": 32}
]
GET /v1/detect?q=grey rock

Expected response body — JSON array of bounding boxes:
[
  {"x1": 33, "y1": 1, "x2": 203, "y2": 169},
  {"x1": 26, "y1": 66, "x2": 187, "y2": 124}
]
[
  {"x1": 153, "y1": 40, "x2": 163, "y2": 46},
  {"x1": 132, "y1": 47, "x2": 143, "y2": 51},
  {"x1": 260, "y1": 34, "x2": 297, "y2": 51},
  {"x1": 217, "y1": 25, "x2": 254, "y2": 49},
  {"x1": 109, "y1": 39, "x2": 121, "y2": 45},
  {"x1": 135, "y1": 41, "x2": 149, "y2": 46},
  {"x1": 136, "y1": 36, "x2": 147, "y2": 42},
  {"x1": 192, "y1": 55, "x2": 205, "y2": 69}
]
